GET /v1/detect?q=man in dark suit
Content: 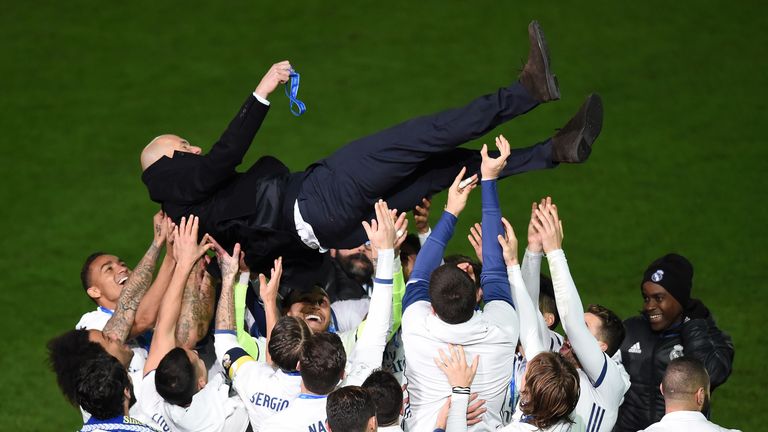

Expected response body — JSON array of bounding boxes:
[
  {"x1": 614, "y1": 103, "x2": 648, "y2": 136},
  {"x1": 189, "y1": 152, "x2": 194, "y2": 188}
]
[{"x1": 140, "y1": 21, "x2": 603, "y2": 287}]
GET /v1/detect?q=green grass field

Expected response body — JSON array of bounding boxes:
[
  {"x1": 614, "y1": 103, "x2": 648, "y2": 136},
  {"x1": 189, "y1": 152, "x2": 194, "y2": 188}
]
[{"x1": 1, "y1": 1, "x2": 765, "y2": 429}]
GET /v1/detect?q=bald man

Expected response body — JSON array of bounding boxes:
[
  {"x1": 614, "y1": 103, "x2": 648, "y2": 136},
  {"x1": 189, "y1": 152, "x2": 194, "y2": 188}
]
[
  {"x1": 140, "y1": 22, "x2": 603, "y2": 282},
  {"x1": 641, "y1": 357, "x2": 740, "y2": 432}
]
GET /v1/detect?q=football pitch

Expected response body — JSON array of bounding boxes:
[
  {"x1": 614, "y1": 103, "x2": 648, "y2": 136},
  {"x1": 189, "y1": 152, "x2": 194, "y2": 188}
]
[{"x1": 0, "y1": 1, "x2": 765, "y2": 429}]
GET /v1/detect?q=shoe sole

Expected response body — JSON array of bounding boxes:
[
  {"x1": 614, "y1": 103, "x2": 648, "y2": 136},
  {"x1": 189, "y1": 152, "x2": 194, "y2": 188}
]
[{"x1": 529, "y1": 20, "x2": 560, "y2": 101}]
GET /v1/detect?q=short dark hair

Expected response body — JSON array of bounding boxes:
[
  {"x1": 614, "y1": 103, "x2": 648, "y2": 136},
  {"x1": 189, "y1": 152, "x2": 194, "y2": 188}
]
[
  {"x1": 327, "y1": 386, "x2": 376, "y2": 432},
  {"x1": 156, "y1": 347, "x2": 196, "y2": 406},
  {"x1": 429, "y1": 264, "x2": 477, "y2": 324},
  {"x1": 81, "y1": 252, "x2": 106, "y2": 291},
  {"x1": 586, "y1": 304, "x2": 625, "y2": 357},
  {"x1": 538, "y1": 274, "x2": 560, "y2": 330},
  {"x1": 521, "y1": 352, "x2": 580, "y2": 430},
  {"x1": 361, "y1": 370, "x2": 402, "y2": 426},
  {"x1": 662, "y1": 356, "x2": 710, "y2": 401},
  {"x1": 76, "y1": 354, "x2": 131, "y2": 420},
  {"x1": 269, "y1": 316, "x2": 312, "y2": 372},
  {"x1": 300, "y1": 333, "x2": 346, "y2": 395},
  {"x1": 47, "y1": 329, "x2": 108, "y2": 405}
]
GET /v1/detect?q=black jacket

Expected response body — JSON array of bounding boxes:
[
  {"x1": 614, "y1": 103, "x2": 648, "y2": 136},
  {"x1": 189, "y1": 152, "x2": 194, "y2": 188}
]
[
  {"x1": 141, "y1": 95, "x2": 322, "y2": 279},
  {"x1": 615, "y1": 299, "x2": 734, "y2": 432}
]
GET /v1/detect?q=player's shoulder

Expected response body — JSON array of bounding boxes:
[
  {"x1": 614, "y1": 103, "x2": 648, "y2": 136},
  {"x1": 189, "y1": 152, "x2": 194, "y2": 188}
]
[{"x1": 75, "y1": 308, "x2": 110, "y2": 330}]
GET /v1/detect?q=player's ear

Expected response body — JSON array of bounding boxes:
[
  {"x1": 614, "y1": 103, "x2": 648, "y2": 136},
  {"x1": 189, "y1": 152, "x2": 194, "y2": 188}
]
[
  {"x1": 597, "y1": 340, "x2": 609, "y2": 353},
  {"x1": 695, "y1": 387, "x2": 706, "y2": 406},
  {"x1": 543, "y1": 312, "x2": 556, "y2": 328},
  {"x1": 367, "y1": 415, "x2": 377, "y2": 431},
  {"x1": 296, "y1": 361, "x2": 302, "y2": 371},
  {"x1": 87, "y1": 286, "x2": 102, "y2": 300},
  {"x1": 659, "y1": 383, "x2": 665, "y2": 396}
]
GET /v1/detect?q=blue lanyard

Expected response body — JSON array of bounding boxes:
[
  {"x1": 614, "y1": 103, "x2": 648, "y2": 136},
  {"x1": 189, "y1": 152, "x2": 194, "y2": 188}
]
[
  {"x1": 99, "y1": 306, "x2": 114, "y2": 315},
  {"x1": 285, "y1": 69, "x2": 307, "y2": 116}
]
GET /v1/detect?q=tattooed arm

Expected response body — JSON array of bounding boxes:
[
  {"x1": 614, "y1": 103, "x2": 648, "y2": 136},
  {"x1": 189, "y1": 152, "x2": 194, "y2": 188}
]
[
  {"x1": 213, "y1": 240, "x2": 242, "y2": 332},
  {"x1": 143, "y1": 216, "x2": 213, "y2": 375},
  {"x1": 175, "y1": 260, "x2": 215, "y2": 349},
  {"x1": 132, "y1": 214, "x2": 176, "y2": 338},
  {"x1": 103, "y1": 211, "x2": 167, "y2": 343}
]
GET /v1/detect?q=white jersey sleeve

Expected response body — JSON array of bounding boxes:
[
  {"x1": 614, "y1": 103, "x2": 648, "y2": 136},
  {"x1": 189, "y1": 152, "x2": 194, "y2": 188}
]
[
  {"x1": 507, "y1": 265, "x2": 547, "y2": 360},
  {"x1": 343, "y1": 249, "x2": 394, "y2": 386},
  {"x1": 546, "y1": 249, "x2": 604, "y2": 383},
  {"x1": 331, "y1": 298, "x2": 371, "y2": 333},
  {"x1": 521, "y1": 251, "x2": 562, "y2": 352}
]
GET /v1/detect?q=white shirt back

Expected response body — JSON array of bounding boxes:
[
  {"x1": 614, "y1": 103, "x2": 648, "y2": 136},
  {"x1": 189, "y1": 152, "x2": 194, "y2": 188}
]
[
  {"x1": 231, "y1": 361, "x2": 302, "y2": 431},
  {"x1": 402, "y1": 300, "x2": 518, "y2": 431},
  {"x1": 640, "y1": 411, "x2": 741, "y2": 432},
  {"x1": 260, "y1": 394, "x2": 328, "y2": 432},
  {"x1": 138, "y1": 370, "x2": 249, "y2": 432}
]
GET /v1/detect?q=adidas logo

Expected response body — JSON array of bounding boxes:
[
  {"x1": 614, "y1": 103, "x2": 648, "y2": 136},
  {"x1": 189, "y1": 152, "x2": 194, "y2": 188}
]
[{"x1": 628, "y1": 342, "x2": 642, "y2": 354}]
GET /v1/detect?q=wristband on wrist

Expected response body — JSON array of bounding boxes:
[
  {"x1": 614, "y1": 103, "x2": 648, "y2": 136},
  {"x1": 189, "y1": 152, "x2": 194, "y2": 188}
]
[{"x1": 451, "y1": 386, "x2": 471, "y2": 395}]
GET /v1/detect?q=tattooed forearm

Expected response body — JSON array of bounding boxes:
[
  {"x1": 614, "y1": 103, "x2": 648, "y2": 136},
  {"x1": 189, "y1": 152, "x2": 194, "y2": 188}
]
[
  {"x1": 176, "y1": 263, "x2": 203, "y2": 348},
  {"x1": 104, "y1": 243, "x2": 161, "y2": 342},
  {"x1": 215, "y1": 276, "x2": 237, "y2": 331}
]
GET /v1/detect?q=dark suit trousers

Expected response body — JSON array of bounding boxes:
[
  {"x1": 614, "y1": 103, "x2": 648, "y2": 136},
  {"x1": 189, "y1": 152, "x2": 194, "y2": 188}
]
[{"x1": 299, "y1": 81, "x2": 555, "y2": 248}]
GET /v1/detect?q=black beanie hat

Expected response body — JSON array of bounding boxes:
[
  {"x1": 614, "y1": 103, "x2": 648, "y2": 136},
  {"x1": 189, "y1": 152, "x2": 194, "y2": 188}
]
[{"x1": 642, "y1": 253, "x2": 694, "y2": 309}]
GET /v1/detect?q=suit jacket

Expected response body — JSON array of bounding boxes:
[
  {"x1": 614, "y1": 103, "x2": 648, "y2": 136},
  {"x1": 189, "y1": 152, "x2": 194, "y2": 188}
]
[{"x1": 141, "y1": 94, "x2": 320, "y2": 278}]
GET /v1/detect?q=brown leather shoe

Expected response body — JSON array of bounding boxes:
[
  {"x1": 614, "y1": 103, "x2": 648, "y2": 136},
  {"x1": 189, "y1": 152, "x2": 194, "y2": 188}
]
[
  {"x1": 551, "y1": 94, "x2": 603, "y2": 163},
  {"x1": 519, "y1": 20, "x2": 560, "y2": 102}
]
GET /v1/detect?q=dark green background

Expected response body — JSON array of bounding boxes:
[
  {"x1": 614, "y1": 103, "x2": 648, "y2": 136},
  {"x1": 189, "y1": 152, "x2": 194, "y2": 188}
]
[{"x1": 1, "y1": 1, "x2": 764, "y2": 429}]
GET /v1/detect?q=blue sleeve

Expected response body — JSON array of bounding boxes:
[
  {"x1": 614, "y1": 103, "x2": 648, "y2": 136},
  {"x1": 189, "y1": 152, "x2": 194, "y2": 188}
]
[
  {"x1": 479, "y1": 180, "x2": 514, "y2": 306},
  {"x1": 403, "y1": 211, "x2": 457, "y2": 311}
]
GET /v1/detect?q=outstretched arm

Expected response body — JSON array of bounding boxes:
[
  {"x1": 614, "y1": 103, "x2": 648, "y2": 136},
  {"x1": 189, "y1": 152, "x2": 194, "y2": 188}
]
[
  {"x1": 403, "y1": 168, "x2": 478, "y2": 310},
  {"x1": 132, "y1": 212, "x2": 175, "y2": 337},
  {"x1": 103, "y1": 213, "x2": 165, "y2": 343},
  {"x1": 479, "y1": 136, "x2": 514, "y2": 306},
  {"x1": 258, "y1": 257, "x2": 283, "y2": 366},
  {"x1": 143, "y1": 216, "x2": 213, "y2": 374},
  {"x1": 344, "y1": 201, "x2": 397, "y2": 386},
  {"x1": 534, "y1": 201, "x2": 606, "y2": 383},
  {"x1": 498, "y1": 218, "x2": 547, "y2": 360}
]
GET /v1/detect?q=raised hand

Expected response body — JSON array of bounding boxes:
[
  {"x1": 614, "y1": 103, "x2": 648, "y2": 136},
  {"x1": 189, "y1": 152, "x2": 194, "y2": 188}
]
[
  {"x1": 446, "y1": 167, "x2": 478, "y2": 217},
  {"x1": 362, "y1": 200, "x2": 397, "y2": 251},
  {"x1": 480, "y1": 135, "x2": 512, "y2": 180},
  {"x1": 254, "y1": 60, "x2": 292, "y2": 100},
  {"x1": 172, "y1": 215, "x2": 213, "y2": 268},
  {"x1": 392, "y1": 210, "x2": 409, "y2": 257},
  {"x1": 259, "y1": 257, "x2": 283, "y2": 303},
  {"x1": 413, "y1": 197, "x2": 432, "y2": 234},
  {"x1": 434, "y1": 344, "x2": 480, "y2": 388},
  {"x1": 497, "y1": 217, "x2": 519, "y2": 267},
  {"x1": 209, "y1": 235, "x2": 241, "y2": 283},
  {"x1": 467, "y1": 222, "x2": 483, "y2": 264},
  {"x1": 526, "y1": 199, "x2": 546, "y2": 253},
  {"x1": 531, "y1": 198, "x2": 564, "y2": 253}
]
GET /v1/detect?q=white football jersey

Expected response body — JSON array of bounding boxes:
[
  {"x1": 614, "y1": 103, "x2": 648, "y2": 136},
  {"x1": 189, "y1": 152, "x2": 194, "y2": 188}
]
[
  {"x1": 260, "y1": 394, "x2": 328, "y2": 432},
  {"x1": 402, "y1": 300, "x2": 518, "y2": 431},
  {"x1": 138, "y1": 370, "x2": 249, "y2": 432}
]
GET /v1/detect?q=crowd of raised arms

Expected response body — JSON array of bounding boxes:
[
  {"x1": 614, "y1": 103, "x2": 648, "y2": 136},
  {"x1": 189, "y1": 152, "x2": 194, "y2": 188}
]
[{"x1": 48, "y1": 20, "x2": 737, "y2": 432}]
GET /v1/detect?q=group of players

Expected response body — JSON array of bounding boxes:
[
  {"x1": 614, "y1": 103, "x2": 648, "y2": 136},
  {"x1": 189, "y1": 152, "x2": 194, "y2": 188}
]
[{"x1": 48, "y1": 21, "x2": 737, "y2": 432}]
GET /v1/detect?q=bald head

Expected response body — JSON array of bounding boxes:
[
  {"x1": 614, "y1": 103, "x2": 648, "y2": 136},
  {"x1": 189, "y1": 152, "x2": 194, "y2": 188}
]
[{"x1": 140, "y1": 135, "x2": 202, "y2": 171}]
